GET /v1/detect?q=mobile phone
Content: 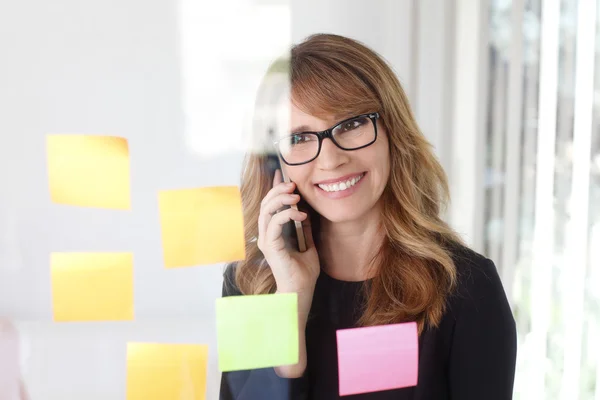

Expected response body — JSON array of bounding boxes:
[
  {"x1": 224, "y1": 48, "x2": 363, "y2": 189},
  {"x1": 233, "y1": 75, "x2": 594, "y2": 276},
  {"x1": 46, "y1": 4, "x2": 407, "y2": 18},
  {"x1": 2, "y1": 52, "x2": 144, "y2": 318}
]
[{"x1": 266, "y1": 154, "x2": 308, "y2": 253}]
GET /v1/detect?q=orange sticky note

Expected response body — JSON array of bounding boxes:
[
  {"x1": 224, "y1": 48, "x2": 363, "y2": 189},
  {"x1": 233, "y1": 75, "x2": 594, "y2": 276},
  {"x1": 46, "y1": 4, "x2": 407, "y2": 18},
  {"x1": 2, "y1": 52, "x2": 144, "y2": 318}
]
[
  {"x1": 158, "y1": 186, "x2": 246, "y2": 268},
  {"x1": 47, "y1": 135, "x2": 131, "y2": 209},
  {"x1": 50, "y1": 252, "x2": 134, "y2": 322},
  {"x1": 126, "y1": 343, "x2": 208, "y2": 400}
]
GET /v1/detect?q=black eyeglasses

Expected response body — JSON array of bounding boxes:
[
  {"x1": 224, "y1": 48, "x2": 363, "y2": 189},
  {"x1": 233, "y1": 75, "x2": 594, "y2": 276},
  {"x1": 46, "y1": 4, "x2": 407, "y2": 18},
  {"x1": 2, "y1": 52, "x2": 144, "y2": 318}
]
[{"x1": 273, "y1": 112, "x2": 380, "y2": 166}]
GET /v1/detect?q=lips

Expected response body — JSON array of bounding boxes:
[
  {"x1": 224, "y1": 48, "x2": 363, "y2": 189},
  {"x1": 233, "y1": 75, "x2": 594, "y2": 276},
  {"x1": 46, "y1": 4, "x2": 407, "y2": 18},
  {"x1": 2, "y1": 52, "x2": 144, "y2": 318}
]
[
  {"x1": 316, "y1": 173, "x2": 366, "y2": 193},
  {"x1": 314, "y1": 172, "x2": 366, "y2": 185}
]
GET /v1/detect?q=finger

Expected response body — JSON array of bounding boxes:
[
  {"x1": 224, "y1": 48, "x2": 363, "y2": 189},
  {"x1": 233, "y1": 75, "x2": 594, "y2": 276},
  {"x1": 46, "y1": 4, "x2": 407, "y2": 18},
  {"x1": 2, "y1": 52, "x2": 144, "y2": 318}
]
[
  {"x1": 273, "y1": 168, "x2": 283, "y2": 186},
  {"x1": 263, "y1": 193, "x2": 300, "y2": 216},
  {"x1": 257, "y1": 193, "x2": 301, "y2": 249},
  {"x1": 260, "y1": 182, "x2": 296, "y2": 212},
  {"x1": 265, "y1": 208, "x2": 307, "y2": 245}
]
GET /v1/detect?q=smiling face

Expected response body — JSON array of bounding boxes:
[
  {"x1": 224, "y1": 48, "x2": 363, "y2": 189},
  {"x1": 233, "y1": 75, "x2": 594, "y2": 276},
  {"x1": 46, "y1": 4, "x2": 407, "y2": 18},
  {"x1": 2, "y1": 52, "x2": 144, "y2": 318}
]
[{"x1": 281, "y1": 102, "x2": 390, "y2": 223}]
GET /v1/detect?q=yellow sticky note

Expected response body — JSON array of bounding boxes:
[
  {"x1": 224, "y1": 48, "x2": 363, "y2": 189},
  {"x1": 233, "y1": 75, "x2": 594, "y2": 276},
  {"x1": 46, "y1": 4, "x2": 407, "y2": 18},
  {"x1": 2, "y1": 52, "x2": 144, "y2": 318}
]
[
  {"x1": 47, "y1": 135, "x2": 131, "y2": 209},
  {"x1": 158, "y1": 186, "x2": 246, "y2": 268},
  {"x1": 126, "y1": 343, "x2": 208, "y2": 400},
  {"x1": 50, "y1": 252, "x2": 134, "y2": 322}
]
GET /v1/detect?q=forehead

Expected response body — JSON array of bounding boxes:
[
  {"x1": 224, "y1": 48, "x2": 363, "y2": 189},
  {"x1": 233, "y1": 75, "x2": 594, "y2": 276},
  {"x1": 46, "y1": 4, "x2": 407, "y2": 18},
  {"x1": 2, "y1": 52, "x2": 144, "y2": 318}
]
[
  {"x1": 291, "y1": 103, "x2": 336, "y2": 124},
  {"x1": 275, "y1": 101, "x2": 346, "y2": 134},
  {"x1": 270, "y1": 87, "x2": 360, "y2": 140}
]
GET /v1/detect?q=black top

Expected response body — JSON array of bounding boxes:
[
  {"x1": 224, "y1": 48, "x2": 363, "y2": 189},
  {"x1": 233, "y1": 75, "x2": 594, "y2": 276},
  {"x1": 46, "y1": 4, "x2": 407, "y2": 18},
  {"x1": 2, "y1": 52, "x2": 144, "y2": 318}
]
[{"x1": 220, "y1": 245, "x2": 517, "y2": 399}]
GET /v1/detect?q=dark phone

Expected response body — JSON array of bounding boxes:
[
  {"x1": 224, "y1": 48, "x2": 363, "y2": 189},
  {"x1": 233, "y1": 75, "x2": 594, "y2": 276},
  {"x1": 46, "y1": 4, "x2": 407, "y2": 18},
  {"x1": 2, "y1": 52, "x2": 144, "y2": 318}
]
[{"x1": 265, "y1": 154, "x2": 308, "y2": 252}]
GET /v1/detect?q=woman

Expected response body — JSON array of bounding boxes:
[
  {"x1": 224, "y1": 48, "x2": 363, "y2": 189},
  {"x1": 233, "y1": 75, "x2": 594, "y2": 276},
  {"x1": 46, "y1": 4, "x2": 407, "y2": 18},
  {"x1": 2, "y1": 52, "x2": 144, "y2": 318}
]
[{"x1": 220, "y1": 33, "x2": 516, "y2": 399}]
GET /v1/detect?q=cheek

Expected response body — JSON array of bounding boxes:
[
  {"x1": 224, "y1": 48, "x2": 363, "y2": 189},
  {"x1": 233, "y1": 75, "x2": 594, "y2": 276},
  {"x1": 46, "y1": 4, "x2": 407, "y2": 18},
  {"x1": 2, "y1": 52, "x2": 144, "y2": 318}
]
[
  {"x1": 363, "y1": 145, "x2": 390, "y2": 192},
  {"x1": 367, "y1": 141, "x2": 390, "y2": 171},
  {"x1": 286, "y1": 165, "x2": 313, "y2": 188},
  {"x1": 375, "y1": 136, "x2": 391, "y2": 176},
  {"x1": 381, "y1": 150, "x2": 391, "y2": 176}
]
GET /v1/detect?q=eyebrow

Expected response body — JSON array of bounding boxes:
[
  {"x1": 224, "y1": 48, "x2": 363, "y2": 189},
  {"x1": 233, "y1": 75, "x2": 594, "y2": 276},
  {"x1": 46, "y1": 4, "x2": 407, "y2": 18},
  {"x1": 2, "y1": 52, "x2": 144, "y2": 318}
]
[
  {"x1": 291, "y1": 125, "x2": 313, "y2": 134},
  {"x1": 290, "y1": 114, "x2": 353, "y2": 134}
]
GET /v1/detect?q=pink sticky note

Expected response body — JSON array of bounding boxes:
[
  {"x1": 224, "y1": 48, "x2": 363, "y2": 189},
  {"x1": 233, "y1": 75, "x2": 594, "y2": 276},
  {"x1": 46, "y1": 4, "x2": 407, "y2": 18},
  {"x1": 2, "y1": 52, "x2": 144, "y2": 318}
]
[{"x1": 336, "y1": 322, "x2": 418, "y2": 396}]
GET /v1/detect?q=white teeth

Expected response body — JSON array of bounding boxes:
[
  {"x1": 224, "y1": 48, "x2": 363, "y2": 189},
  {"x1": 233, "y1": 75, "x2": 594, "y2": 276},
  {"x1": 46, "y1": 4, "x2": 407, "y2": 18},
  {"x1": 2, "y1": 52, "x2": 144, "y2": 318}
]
[{"x1": 318, "y1": 173, "x2": 364, "y2": 192}]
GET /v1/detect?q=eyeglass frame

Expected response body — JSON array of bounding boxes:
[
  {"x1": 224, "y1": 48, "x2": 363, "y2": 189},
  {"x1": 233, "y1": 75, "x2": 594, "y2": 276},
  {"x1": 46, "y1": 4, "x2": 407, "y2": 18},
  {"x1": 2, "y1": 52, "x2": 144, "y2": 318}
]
[{"x1": 272, "y1": 112, "x2": 380, "y2": 166}]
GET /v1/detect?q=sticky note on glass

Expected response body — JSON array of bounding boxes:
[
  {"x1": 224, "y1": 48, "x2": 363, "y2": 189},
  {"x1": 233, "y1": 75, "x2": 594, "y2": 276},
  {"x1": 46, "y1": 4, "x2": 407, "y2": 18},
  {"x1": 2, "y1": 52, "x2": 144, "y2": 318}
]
[
  {"x1": 158, "y1": 186, "x2": 245, "y2": 268},
  {"x1": 47, "y1": 135, "x2": 131, "y2": 209},
  {"x1": 126, "y1": 343, "x2": 208, "y2": 400},
  {"x1": 50, "y1": 252, "x2": 134, "y2": 322},
  {"x1": 336, "y1": 322, "x2": 418, "y2": 396},
  {"x1": 216, "y1": 293, "x2": 298, "y2": 371}
]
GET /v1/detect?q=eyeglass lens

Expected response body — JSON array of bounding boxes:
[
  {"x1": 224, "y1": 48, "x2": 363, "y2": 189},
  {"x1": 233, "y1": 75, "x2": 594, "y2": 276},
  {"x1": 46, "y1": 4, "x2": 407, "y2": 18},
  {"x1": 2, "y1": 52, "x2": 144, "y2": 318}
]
[{"x1": 278, "y1": 115, "x2": 375, "y2": 164}]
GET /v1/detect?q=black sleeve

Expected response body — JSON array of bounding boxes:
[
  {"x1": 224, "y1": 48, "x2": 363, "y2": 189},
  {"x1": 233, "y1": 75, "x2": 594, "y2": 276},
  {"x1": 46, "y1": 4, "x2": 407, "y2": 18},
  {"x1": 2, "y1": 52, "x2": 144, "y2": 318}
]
[
  {"x1": 219, "y1": 264, "x2": 310, "y2": 400},
  {"x1": 448, "y1": 257, "x2": 517, "y2": 399}
]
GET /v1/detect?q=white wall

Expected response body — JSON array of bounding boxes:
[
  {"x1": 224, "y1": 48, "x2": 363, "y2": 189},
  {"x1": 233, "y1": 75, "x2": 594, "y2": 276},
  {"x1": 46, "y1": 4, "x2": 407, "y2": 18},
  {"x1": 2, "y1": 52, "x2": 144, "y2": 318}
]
[
  {"x1": 0, "y1": 0, "x2": 461, "y2": 398},
  {"x1": 291, "y1": 0, "x2": 417, "y2": 99}
]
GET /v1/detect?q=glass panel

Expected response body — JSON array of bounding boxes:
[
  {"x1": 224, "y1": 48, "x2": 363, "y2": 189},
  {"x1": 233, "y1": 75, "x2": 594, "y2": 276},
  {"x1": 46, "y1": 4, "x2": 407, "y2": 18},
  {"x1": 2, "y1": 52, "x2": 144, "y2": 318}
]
[
  {"x1": 485, "y1": 0, "x2": 512, "y2": 265},
  {"x1": 547, "y1": 1, "x2": 578, "y2": 397},
  {"x1": 584, "y1": 2, "x2": 600, "y2": 397},
  {"x1": 487, "y1": 0, "x2": 600, "y2": 398},
  {"x1": 512, "y1": 0, "x2": 541, "y2": 394}
]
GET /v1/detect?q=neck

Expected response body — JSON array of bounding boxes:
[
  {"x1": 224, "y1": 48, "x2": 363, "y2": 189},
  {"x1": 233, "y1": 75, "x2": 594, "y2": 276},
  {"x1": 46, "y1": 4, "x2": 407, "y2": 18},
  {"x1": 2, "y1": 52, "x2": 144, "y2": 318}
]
[{"x1": 317, "y1": 204, "x2": 385, "y2": 282}]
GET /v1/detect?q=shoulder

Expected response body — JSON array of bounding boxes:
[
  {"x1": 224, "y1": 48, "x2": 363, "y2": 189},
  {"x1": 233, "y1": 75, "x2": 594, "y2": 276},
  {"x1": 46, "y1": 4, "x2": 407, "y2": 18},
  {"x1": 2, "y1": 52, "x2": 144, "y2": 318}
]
[
  {"x1": 448, "y1": 243, "x2": 503, "y2": 300},
  {"x1": 442, "y1": 245, "x2": 518, "y2": 396},
  {"x1": 445, "y1": 243, "x2": 513, "y2": 322}
]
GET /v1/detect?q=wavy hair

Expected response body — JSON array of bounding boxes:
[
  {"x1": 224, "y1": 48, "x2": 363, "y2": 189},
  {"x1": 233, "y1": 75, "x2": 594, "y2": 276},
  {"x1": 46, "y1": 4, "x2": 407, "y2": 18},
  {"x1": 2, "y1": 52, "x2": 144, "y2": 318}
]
[{"x1": 233, "y1": 33, "x2": 463, "y2": 333}]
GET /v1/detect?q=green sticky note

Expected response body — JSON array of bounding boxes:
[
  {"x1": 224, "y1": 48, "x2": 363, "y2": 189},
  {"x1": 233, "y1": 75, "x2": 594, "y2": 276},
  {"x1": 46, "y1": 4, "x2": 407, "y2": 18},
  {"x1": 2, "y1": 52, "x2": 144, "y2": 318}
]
[{"x1": 216, "y1": 293, "x2": 299, "y2": 372}]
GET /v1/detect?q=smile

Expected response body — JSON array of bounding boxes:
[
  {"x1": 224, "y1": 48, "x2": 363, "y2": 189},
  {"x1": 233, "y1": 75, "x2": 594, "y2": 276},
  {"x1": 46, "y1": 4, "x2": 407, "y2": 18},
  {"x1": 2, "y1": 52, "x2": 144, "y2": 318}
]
[{"x1": 316, "y1": 173, "x2": 365, "y2": 192}]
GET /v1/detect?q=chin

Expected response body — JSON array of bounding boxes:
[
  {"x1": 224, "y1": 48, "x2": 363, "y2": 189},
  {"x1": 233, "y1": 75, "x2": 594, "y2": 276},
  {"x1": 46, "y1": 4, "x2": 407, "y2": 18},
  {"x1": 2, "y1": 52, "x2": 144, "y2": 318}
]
[{"x1": 318, "y1": 208, "x2": 365, "y2": 223}]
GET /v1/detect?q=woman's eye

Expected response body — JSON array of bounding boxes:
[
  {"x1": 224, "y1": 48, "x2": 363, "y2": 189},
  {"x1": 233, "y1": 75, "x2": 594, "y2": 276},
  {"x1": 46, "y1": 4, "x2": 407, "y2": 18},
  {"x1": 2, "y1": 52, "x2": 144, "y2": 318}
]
[
  {"x1": 342, "y1": 121, "x2": 360, "y2": 131},
  {"x1": 291, "y1": 134, "x2": 307, "y2": 145}
]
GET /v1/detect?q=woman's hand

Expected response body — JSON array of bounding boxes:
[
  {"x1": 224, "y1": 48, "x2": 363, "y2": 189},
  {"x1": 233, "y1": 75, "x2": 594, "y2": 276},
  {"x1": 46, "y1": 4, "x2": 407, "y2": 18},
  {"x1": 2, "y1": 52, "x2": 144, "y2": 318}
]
[
  {"x1": 257, "y1": 169, "x2": 320, "y2": 378},
  {"x1": 257, "y1": 169, "x2": 320, "y2": 301}
]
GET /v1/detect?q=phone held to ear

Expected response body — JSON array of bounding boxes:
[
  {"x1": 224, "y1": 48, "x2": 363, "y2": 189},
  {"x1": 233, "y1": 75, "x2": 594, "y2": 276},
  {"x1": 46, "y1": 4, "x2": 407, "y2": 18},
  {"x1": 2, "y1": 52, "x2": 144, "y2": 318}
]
[{"x1": 266, "y1": 154, "x2": 308, "y2": 253}]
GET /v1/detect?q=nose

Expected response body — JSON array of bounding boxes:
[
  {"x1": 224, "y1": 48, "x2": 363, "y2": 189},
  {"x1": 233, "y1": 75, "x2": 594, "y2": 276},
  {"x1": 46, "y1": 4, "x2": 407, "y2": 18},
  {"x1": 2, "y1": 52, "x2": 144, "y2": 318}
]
[{"x1": 316, "y1": 137, "x2": 348, "y2": 170}]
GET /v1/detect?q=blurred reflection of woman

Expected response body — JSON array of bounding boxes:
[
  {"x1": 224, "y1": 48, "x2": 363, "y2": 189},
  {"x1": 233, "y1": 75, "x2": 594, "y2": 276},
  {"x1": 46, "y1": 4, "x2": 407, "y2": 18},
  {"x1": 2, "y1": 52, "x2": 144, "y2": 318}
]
[
  {"x1": 220, "y1": 34, "x2": 517, "y2": 400},
  {"x1": 0, "y1": 318, "x2": 29, "y2": 400}
]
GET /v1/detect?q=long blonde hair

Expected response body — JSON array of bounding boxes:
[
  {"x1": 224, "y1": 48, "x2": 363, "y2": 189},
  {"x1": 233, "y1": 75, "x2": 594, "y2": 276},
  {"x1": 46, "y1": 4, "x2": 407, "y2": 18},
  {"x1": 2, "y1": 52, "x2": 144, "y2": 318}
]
[{"x1": 234, "y1": 34, "x2": 463, "y2": 333}]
